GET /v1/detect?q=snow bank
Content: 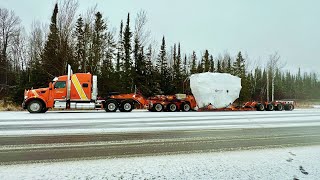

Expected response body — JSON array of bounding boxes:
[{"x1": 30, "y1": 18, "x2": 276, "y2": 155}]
[
  {"x1": 313, "y1": 105, "x2": 320, "y2": 109},
  {"x1": 1, "y1": 146, "x2": 319, "y2": 180},
  {"x1": 190, "y1": 72, "x2": 242, "y2": 108}
]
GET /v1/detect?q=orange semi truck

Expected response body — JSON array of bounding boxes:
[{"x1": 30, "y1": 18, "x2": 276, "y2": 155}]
[{"x1": 23, "y1": 65, "x2": 149, "y2": 113}]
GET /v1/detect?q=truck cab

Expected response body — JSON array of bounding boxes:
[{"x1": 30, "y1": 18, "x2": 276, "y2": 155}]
[{"x1": 23, "y1": 65, "x2": 100, "y2": 113}]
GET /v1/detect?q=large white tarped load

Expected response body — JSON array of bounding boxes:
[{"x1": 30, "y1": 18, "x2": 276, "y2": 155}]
[{"x1": 190, "y1": 72, "x2": 242, "y2": 109}]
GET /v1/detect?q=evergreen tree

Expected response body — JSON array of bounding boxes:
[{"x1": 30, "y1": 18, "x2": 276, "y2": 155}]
[
  {"x1": 233, "y1": 51, "x2": 245, "y2": 77},
  {"x1": 203, "y1": 50, "x2": 210, "y2": 72},
  {"x1": 233, "y1": 52, "x2": 250, "y2": 102},
  {"x1": 90, "y1": 12, "x2": 106, "y2": 75},
  {"x1": 226, "y1": 56, "x2": 232, "y2": 74},
  {"x1": 157, "y1": 36, "x2": 172, "y2": 94},
  {"x1": 41, "y1": 3, "x2": 60, "y2": 82},
  {"x1": 144, "y1": 45, "x2": 159, "y2": 96},
  {"x1": 173, "y1": 43, "x2": 182, "y2": 92},
  {"x1": 122, "y1": 13, "x2": 133, "y2": 91},
  {"x1": 74, "y1": 16, "x2": 85, "y2": 71},
  {"x1": 209, "y1": 55, "x2": 214, "y2": 72},
  {"x1": 116, "y1": 20, "x2": 124, "y2": 73},
  {"x1": 190, "y1": 51, "x2": 197, "y2": 74},
  {"x1": 217, "y1": 60, "x2": 222, "y2": 73}
]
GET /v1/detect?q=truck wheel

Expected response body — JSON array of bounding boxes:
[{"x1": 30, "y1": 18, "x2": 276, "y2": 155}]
[
  {"x1": 105, "y1": 100, "x2": 118, "y2": 112},
  {"x1": 27, "y1": 100, "x2": 43, "y2": 113},
  {"x1": 167, "y1": 103, "x2": 177, "y2": 112},
  {"x1": 120, "y1": 101, "x2": 133, "y2": 112},
  {"x1": 266, "y1": 104, "x2": 275, "y2": 111},
  {"x1": 285, "y1": 104, "x2": 294, "y2": 111},
  {"x1": 181, "y1": 103, "x2": 191, "y2": 112},
  {"x1": 256, "y1": 103, "x2": 265, "y2": 111},
  {"x1": 276, "y1": 104, "x2": 284, "y2": 111},
  {"x1": 152, "y1": 103, "x2": 163, "y2": 112}
]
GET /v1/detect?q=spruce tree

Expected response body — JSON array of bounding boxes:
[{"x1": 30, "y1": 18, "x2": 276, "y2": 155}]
[
  {"x1": 157, "y1": 36, "x2": 172, "y2": 94},
  {"x1": 217, "y1": 60, "x2": 222, "y2": 73},
  {"x1": 122, "y1": 13, "x2": 133, "y2": 91},
  {"x1": 226, "y1": 56, "x2": 232, "y2": 74},
  {"x1": 42, "y1": 3, "x2": 60, "y2": 81},
  {"x1": 209, "y1": 55, "x2": 214, "y2": 72},
  {"x1": 233, "y1": 51, "x2": 250, "y2": 102},
  {"x1": 190, "y1": 51, "x2": 197, "y2": 74},
  {"x1": 116, "y1": 20, "x2": 124, "y2": 73},
  {"x1": 91, "y1": 12, "x2": 107, "y2": 75},
  {"x1": 203, "y1": 50, "x2": 210, "y2": 72},
  {"x1": 75, "y1": 16, "x2": 85, "y2": 72}
]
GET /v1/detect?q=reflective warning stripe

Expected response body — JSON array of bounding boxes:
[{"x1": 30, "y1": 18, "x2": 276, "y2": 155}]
[
  {"x1": 71, "y1": 74, "x2": 88, "y2": 100},
  {"x1": 32, "y1": 90, "x2": 39, "y2": 97}
]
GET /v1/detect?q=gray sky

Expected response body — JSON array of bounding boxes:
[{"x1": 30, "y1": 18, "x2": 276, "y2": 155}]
[{"x1": 1, "y1": 0, "x2": 319, "y2": 73}]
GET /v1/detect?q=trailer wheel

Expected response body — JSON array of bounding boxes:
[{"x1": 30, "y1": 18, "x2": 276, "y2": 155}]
[
  {"x1": 120, "y1": 101, "x2": 133, "y2": 112},
  {"x1": 266, "y1": 104, "x2": 275, "y2": 111},
  {"x1": 105, "y1": 100, "x2": 118, "y2": 112},
  {"x1": 276, "y1": 104, "x2": 284, "y2": 111},
  {"x1": 284, "y1": 104, "x2": 294, "y2": 111},
  {"x1": 256, "y1": 103, "x2": 265, "y2": 111},
  {"x1": 153, "y1": 103, "x2": 163, "y2": 112},
  {"x1": 181, "y1": 103, "x2": 191, "y2": 112},
  {"x1": 27, "y1": 100, "x2": 43, "y2": 113},
  {"x1": 167, "y1": 103, "x2": 177, "y2": 112}
]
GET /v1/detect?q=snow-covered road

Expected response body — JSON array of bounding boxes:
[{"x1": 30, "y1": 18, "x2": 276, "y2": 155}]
[
  {"x1": 0, "y1": 146, "x2": 319, "y2": 180},
  {"x1": 0, "y1": 109, "x2": 320, "y2": 163},
  {"x1": 0, "y1": 109, "x2": 320, "y2": 136}
]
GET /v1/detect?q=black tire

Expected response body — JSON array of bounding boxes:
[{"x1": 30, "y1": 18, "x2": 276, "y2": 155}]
[
  {"x1": 276, "y1": 104, "x2": 284, "y2": 111},
  {"x1": 266, "y1": 104, "x2": 275, "y2": 111},
  {"x1": 167, "y1": 103, "x2": 177, "y2": 112},
  {"x1": 119, "y1": 100, "x2": 133, "y2": 112},
  {"x1": 256, "y1": 103, "x2": 265, "y2": 111},
  {"x1": 284, "y1": 104, "x2": 294, "y2": 111},
  {"x1": 152, "y1": 103, "x2": 163, "y2": 112},
  {"x1": 105, "y1": 99, "x2": 118, "y2": 112},
  {"x1": 181, "y1": 102, "x2": 191, "y2": 112},
  {"x1": 27, "y1": 100, "x2": 43, "y2": 113}
]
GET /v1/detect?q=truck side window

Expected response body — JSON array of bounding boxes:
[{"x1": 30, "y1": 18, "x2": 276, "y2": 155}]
[
  {"x1": 82, "y1": 83, "x2": 88, "y2": 88},
  {"x1": 54, "y1": 81, "x2": 66, "y2": 89}
]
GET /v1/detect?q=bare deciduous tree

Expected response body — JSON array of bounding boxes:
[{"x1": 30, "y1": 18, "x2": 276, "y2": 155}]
[
  {"x1": 267, "y1": 51, "x2": 286, "y2": 101},
  {"x1": 27, "y1": 21, "x2": 45, "y2": 68},
  {"x1": 0, "y1": 8, "x2": 21, "y2": 85},
  {"x1": 134, "y1": 10, "x2": 151, "y2": 47},
  {"x1": 58, "y1": 0, "x2": 79, "y2": 41}
]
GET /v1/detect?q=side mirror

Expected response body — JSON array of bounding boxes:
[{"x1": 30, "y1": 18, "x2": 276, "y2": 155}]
[{"x1": 49, "y1": 82, "x2": 53, "y2": 90}]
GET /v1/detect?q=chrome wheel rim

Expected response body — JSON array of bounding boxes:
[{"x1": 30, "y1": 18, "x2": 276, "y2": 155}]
[
  {"x1": 170, "y1": 104, "x2": 177, "y2": 111},
  {"x1": 155, "y1": 104, "x2": 162, "y2": 112},
  {"x1": 30, "y1": 103, "x2": 40, "y2": 112},
  {"x1": 184, "y1": 104, "x2": 190, "y2": 111},
  {"x1": 124, "y1": 103, "x2": 132, "y2": 111},
  {"x1": 108, "y1": 103, "x2": 116, "y2": 111}
]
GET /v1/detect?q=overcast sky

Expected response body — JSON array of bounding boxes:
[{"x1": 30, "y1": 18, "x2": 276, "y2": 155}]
[{"x1": 1, "y1": 0, "x2": 319, "y2": 73}]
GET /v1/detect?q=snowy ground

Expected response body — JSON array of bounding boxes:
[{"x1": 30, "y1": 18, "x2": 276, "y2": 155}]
[
  {"x1": 1, "y1": 109, "x2": 320, "y2": 136},
  {"x1": 0, "y1": 146, "x2": 319, "y2": 180}
]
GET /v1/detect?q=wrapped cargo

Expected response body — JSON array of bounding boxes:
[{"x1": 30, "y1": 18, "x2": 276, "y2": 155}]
[{"x1": 190, "y1": 72, "x2": 242, "y2": 109}]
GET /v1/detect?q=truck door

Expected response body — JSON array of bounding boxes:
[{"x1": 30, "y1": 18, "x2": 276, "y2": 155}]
[{"x1": 53, "y1": 81, "x2": 67, "y2": 100}]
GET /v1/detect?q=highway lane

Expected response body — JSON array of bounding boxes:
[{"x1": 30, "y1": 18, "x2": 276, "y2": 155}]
[{"x1": 0, "y1": 109, "x2": 320, "y2": 163}]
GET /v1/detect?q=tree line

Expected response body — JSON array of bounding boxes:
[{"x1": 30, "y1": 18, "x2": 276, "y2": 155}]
[{"x1": 0, "y1": 1, "x2": 319, "y2": 104}]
